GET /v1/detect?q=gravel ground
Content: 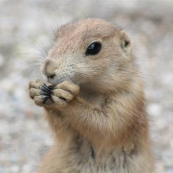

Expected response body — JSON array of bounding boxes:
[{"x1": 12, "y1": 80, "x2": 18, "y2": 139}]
[{"x1": 0, "y1": 0, "x2": 173, "y2": 172}]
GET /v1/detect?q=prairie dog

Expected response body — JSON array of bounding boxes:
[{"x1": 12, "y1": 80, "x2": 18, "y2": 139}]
[{"x1": 29, "y1": 18, "x2": 153, "y2": 173}]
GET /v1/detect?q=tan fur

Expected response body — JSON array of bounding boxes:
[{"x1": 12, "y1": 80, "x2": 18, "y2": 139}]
[{"x1": 29, "y1": 18, "x2": 154, "y2": 173}]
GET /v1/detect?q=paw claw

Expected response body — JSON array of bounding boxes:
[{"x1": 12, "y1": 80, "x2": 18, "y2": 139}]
[
  {"x1": 29, "y1": 80, "x2": 54, "y2": 107},
  {"x1": 48, "y1": 85, "x2": 54, "y2": 90},
  {"x1": 40, "y1": 85, "x2": 52, "y2": 95},
  {"x1": 29, "y1": 80, "x2": 79, "y2": 109}
]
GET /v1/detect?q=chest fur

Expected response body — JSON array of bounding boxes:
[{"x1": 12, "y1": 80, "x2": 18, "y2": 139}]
[
  {"x1": 56, "y1": 137, "x2": 149, "y2": 173},
  {"x1": 79, "y1": 91, "x2": 106, "y2": 107}
]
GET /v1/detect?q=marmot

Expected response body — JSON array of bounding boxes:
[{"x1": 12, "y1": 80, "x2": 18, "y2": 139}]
[{"x1": 29, "y1": 18, "x2": 153, "y2": 173}]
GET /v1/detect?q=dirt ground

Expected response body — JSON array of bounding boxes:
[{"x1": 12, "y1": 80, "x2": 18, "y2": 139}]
[{"x1": 0, "y1": 0, "x2": 173, "y2": 172}]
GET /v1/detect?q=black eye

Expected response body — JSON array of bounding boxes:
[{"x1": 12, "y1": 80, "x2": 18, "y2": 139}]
[{"x1": 85, "y1": 42, "x2": 102, "y2": 56}]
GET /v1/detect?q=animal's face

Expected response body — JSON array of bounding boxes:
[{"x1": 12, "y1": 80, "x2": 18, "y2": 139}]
[{"x1": 41, "y1": 19, "x2": 135, "y2": 93}]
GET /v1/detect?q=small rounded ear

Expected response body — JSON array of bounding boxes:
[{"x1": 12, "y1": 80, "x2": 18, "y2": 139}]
[{"x1": 119, "y1": 30, "x2": 131, "y2": 55}]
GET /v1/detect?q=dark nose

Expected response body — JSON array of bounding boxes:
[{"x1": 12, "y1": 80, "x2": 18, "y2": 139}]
[{"x1": 42, "y1": 59, "x2": 57, "y2": 78}]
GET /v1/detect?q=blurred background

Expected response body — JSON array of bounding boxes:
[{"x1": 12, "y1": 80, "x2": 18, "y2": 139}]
[{"x1": 0, "y1": 0, "x2": 173, "y2": 172}]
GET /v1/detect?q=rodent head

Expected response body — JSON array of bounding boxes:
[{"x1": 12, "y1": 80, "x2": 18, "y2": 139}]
[{"x1": 41, "y1": 18, "x2": 136, "y2": 93}]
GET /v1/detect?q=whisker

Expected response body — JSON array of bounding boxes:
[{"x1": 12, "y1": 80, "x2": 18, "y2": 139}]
[
  {"x1": 16, "y1": 33, "x2": 48, "y2": 56},
  {"x1": 16, "y1": 52, "x2": 45, "y2": 62},
  {"x1": 19, "y1": 67, "x2": 41, "y2": 77},
  {"x1": 44, "y1": 13, "x2": 59, "y2": 39},
  {"x1": 51, "y1": 2, "x2": 63, "y2": 27}
]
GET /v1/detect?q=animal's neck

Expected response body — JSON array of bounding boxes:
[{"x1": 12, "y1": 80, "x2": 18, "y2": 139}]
[{"x1": 79, "y1": 86, "x2": 106, "y2": 107}]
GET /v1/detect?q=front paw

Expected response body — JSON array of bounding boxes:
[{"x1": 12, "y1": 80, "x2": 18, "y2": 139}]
[
  {"x1": 29, "y1": 80, "x2": 54, "y2": 107},
  {"x1": 51, "y1": 81, "x2": 80, "y2": 108}
]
